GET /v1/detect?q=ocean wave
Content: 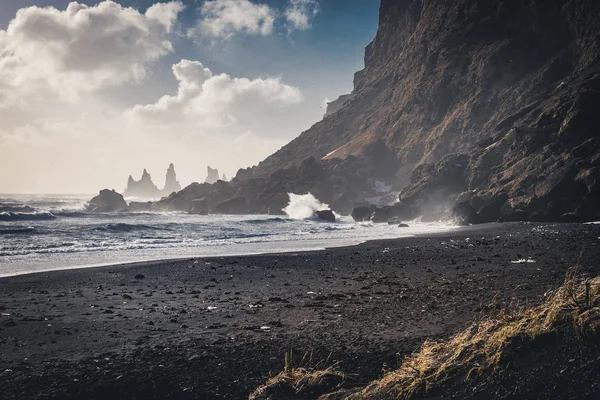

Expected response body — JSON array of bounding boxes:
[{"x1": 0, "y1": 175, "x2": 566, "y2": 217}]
[
  {"x1": 52, "y1": 210, "x2": 88, "y2": 218},
  {"x1": 0, "y1": 226, "x2": 36, "y2": 235},
  {"x1": 0, "y1": 205, "x2": 36, "y2": 213},
  {"x1": 242, "y1": 217, "x2": 288, "y2": 224},
  {"x1": 93, "y1": 223, "x2": 169, "y2": 232},
  {"x1": 0, "y1": 211, "x2": 56, "y2": 221}
]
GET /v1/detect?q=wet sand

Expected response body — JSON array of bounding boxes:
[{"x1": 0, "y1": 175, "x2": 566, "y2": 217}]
[{"x1": 1, "y1": 222, "x2": 599, "y2": 399}]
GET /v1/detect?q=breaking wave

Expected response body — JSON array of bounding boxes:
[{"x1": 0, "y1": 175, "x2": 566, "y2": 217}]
[
  {"x1": 93, "y1": 223, "x2": 169, "y2": 233},
  {"x1": 0, "y1": 211, "x2": 56, "y2": 221},
  {"x1": 0, "y1": 205, "x2": 35, "y2": 213},
  {"x1": 242, "y1": 217, "x2": 288, "y2": 224},
  {"x1": 0, "y1": 227, "x2": 36, "y2": 235},
  {"x1": 283, "y1": 193, "x2": 330, "y2": 220}
]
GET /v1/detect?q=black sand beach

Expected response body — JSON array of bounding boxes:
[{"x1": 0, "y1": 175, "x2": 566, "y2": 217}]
[{"x1": 2, "y1": 222, "x2": 600, "y2": 399}]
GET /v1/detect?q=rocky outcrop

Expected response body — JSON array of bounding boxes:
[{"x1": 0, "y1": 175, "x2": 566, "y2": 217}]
[
  {"x1": 324, "y1": 94, "x2": 351, "y2": 118},
  {"x1": 87, "y1": 190, "x2": 128, "y2": 213},
  {"x1": 351, "y1": 205, "x2": 376, "y2": 222},
  {"x1": 215, "y1": 197, "x2": 248, "y2": 215},
  {"x1": 315, "y1": 209, "x2": 336, "y2": 222},
  {"x1": 124, "y1": 169, "x2": 161, "y2": 199},
  {"x1": 205, "y1": 167, "x2": 220, "y2": 184},
  {"x1": 155, "y1": 150, "x2": 405, "y2": 216},
  {"x1": 162, "y1": 163, "x2": 181, "y2": 195}
]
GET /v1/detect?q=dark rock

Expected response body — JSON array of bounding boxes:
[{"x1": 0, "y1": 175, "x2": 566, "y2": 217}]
[
  {"x1": 371, "y1": 203, "x2": 415, "y2": 223},
  {"x1": 3, "y1": 319, "x2": 16, "y2": 327},
  {"x1": 315, "y1": 209, "x2": 336, "y2": 222},
  {"x1": 87, "y1": 190, "x2": 128, "y2": 213},
  {"x1": 477, "y1": 193, "x2": 508, "y2": 223},
  {"x1": 351, "y1": 206, "x2": 375, "y2": 222},
  {"x1": 134, "y1": 274, "x2": 145, "y2": 280},
  {"x1": 452, "y1": 201, "x2": 479, "y2": 225},
  {"x1": 561, "y1": 212, "x2": 583, "y2": 223},
  {"x1": 215, "y1": 197, "x2": 248, "y2": 215},
  {"x1": 498, "y1": 210, "x2": 530, "y2": 223},
  {"x1": 397, "y1": 223, "x2": 409, "y2": 228}
]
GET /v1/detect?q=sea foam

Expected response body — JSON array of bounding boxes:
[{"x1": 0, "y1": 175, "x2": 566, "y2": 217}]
[{"x1": 282, "y1": 193, "x2": 330, "y2": 220}]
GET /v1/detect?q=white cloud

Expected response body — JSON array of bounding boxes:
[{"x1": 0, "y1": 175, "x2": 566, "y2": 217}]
[
  {"x1": 0, "y1": 1, "x2": 183, "y2": 105},
  {"x1": 197, "y1": 0, "x2": 276, "y2": 39},
  {"x1": 284, "y1": 0, "x2": 319, "y2": 32},
  {"x1": 127, "y1": 59, "x2": 303, "y2": 128}
]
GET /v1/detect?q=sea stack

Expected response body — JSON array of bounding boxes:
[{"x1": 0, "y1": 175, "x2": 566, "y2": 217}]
[
  {"x1": 162, "y1": 163, "x2": 181, "y2": 195},
  {"x1": 205, "y1": 166, "x2": 219, "y2": 184},
  {"x1": 124, "y1": 169, "x2": 161, "y2": 199}
]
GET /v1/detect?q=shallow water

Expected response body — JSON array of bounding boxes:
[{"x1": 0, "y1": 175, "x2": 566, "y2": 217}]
[{"x1": 0, "y1": 194, "x2": 457, "y2": 277}]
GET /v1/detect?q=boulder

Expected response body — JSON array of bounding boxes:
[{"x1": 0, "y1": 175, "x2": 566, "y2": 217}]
[
  {"x1": 215, "y1": 197, "x2": 248, "y2": 214},
  {"x1": 371, "y1": 203, "x2": 415, "y2": 223},
  {"x1": 351, "y1": 206, "x2": 375, "y2": 222},
  {"x1": 452, "y1": 201, "x2": 479, "y2": 225},
  {"x1": 315, "y1": 209, "x2": 336, "y2": 222},
  {"x1": 477, "y1": 192, "x2": 508, "y2": 222},
  {"x1": 87, "y1": 189, "x2": 128, "y2": 213}
]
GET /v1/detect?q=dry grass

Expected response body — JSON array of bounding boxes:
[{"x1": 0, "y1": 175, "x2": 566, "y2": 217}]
[
  {"x1": 249, "y1": 269, "x2": 600, "y2": 400},
  {"x1": 346, "y1": 268, "x2": 600, "y2": 399},
  {"x1": 249, "y1": 351, "x2": 344, "y2": 400}
]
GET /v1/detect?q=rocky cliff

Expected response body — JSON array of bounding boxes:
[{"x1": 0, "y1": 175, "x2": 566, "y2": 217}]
[
  {"x1": 324, "y1": 94, "x2": 351, "y2": 118},
  {"x1": 157, "y1": 0, "x2": 600, "y2": 221}
]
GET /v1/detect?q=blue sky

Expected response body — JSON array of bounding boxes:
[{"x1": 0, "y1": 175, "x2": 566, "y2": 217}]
[{"x1": 0, "y1": 0, "x2": 379, "y2": 192}]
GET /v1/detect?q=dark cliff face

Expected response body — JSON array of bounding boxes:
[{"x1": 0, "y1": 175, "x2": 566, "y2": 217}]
[
  {"x1": 255, "y1": 0, "x2": 600, "y2": 220},
  {"x1": 161, "y1": 0, "x2": 600, "y2": 220}
]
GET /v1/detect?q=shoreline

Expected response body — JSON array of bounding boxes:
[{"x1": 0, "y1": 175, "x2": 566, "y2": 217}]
[
  {"x1": 2, "y1": 222, "x2": 599, "y2": 399},
  {"x1": 0, "y1": 221, "x2": 466, "y2": 279}
]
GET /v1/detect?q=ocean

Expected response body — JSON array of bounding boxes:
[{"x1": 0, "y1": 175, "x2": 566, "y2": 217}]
[{"x1": 0, "y1": 193, "x2": 457, "y2": 277}]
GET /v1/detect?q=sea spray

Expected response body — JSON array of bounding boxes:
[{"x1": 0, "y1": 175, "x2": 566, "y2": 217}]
[{"x1": 282, "y1": 193, "x2": 330, "y2": 220}]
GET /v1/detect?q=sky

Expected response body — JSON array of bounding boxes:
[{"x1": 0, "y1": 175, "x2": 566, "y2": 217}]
[{"x1": 0, "y1": 0, "x2": 379, "y2": 193}]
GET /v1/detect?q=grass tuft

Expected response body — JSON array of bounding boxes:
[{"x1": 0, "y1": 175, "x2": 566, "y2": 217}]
[{"x1": 249, "y1": 351, "x2": 344, "y2": 400}]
